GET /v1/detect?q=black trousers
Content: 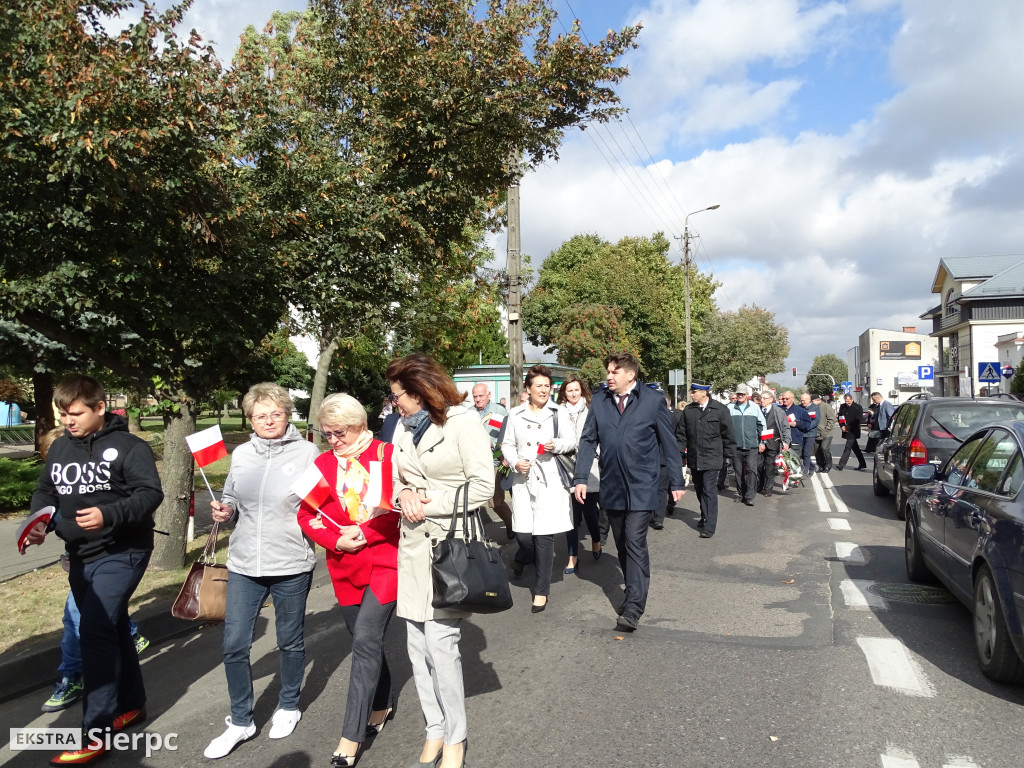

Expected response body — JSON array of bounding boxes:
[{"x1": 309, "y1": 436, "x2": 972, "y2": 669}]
[
  {"x1": 692, "y1": 468, "x2": 720, "y2": 533},
  {"x1": 566, "y1": 492, "x2": 602, "y2": 558},
  {"x1": 338, "y1": 589, "x2": 397, "y2": 742},
  {"x1": 732, "y1": 448, "x2": 759, "y2": 503},
  {"x1": 758, "y1": 446, "x2": 779, "y2": 494},
  {"x1": 69, "y1": 551, "x2": 150, "y2": 735},
  {"x1": 815, "y1": 435, "x2": 834, "y2": 471},
  {"x1": 838, "y1": 435, "x2": 866, "y2": 468},
  {"x1": 514, "y1": 533, "x2": 554, "y2": 597},
  {"x1": 605, "y1": 508, "x2": 653, "y2": 620},
  {"x1": 653, "y1": 466, "x2": 677, "y2": 525}
]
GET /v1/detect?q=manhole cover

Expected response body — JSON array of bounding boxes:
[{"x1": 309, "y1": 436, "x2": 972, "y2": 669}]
[{"x1": 867, "y1": 583, "x2": 956, "y2": 604}]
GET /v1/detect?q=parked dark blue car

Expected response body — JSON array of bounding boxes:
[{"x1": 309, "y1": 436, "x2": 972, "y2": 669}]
[{"x1": 904, "y1": 420, "x2": 1024, "y2": 683}]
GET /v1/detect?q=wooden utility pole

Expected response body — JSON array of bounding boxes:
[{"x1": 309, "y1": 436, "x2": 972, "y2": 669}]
[{"x1": 507, "y1": 180, "x2": 524, "y2": 403}]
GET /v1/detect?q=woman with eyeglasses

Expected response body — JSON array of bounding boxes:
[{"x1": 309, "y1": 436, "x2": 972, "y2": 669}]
[
  {"x1": 295, "y1": 394, "x2": 400, "y2": 767},
  {"x1": 386, "y1": 353, "x2": 492, "y2": 768},
  {"x1": 204, "y1": 383, "x2": 320, "y2": 760}
]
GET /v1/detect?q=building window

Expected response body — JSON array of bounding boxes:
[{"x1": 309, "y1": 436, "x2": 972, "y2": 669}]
[{"x1": 945, "y1": 289, "x2": 959, "y2": 317}]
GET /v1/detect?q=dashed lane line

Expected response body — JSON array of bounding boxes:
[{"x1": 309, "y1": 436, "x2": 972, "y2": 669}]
[
  {"x1": 856, "y1": 637, "x2": 935, "y2": 697},
  {"x1": 817, "y1": 471, "x2": 850, "y2": 515},
  {"x1": 835, "y1": 541, "x2": 867, "y2": 564},
  {"x1": 840, "y1": 579, "x2": 887, "y2": 610},
  {"x1": 827, "y1": 517, "x2": 851, "y2": 530},
  {"x1": 810, "y1": 471, "x2": 830, "y2": 512},
  {"x1": 880, "y1": 749, "x2": 980, "y2": 768}
]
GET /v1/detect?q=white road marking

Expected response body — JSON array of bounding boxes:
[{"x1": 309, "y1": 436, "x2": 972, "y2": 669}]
[
  {"x1": 942, "y1": 758, "x2": 981, "y2": 768},
  {"x1": 810, "y1": 472, "x2": 830, "y2": 512},
  {"x1": 880, "y1": 754, "x2": 919, "y2": 768},
  {"x1": 857, "y1": 637, "x2": 935, "y2": 697},
  {"x1": 840, "y1": 579, "x2": 887, "y2": 610},
  {"x1": 827, "y1": 517, "x2": 851, "y2": 530},
  {"x1": 835, "y1": 541, "x2": 867, "y2": 564}
]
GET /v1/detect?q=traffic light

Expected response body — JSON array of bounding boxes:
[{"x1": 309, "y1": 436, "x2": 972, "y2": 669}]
[{"x1": 792, "y1": 367, "x2": 797, "y2": 377}]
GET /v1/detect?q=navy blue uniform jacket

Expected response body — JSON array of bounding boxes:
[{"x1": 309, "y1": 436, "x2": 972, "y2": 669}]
[{"x1": 573, "y1": 384, "x2": 685, "y2": 511}]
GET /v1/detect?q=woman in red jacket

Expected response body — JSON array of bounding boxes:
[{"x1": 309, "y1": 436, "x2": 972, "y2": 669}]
[{"x1": 296, "y1": 393, "x2": 400, "y2": 768}]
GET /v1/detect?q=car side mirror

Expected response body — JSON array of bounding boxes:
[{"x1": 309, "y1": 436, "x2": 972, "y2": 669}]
[{"x1": 910, "y1": 463, "x2": 938, "y2": 482}]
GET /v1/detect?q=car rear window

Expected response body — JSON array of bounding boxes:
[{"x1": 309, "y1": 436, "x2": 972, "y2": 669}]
[{"x1": 923, "y1": 404, "x2": 1024, "y2": 442}]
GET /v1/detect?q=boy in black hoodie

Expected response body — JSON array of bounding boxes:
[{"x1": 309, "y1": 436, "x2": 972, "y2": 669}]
[{"x1": 24, "y1": 374, "x2": 163, "y2": 765}]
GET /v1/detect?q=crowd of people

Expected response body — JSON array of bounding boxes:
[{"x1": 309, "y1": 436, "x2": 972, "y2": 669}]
[{"x1": 22, "y1": 359, "x2": 890, "y2": 766}]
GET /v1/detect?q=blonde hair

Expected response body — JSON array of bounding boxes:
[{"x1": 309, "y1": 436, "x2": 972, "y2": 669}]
[
  {"x1": 241, "y1": 382, "x2": 293, "y2": 418},
  {"x1": 38, "y1": 427, "x2": 65, "y2": 461},
  {"x1": 318, "y1": 393, "x2": 368, "y2": 430}
]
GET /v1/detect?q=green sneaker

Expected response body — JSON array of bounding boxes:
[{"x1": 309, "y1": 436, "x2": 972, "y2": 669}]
[
  {"x1": 41, "y1": 678, "x2": 83, "y2": 713},
  {"x1": 133, "y1": 634, "x2": 150, "y2": 655}
]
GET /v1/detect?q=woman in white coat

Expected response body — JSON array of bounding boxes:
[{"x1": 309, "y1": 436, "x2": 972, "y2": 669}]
[{"x1": 502, "y1": 364, "x2": 576, "y2": 613}]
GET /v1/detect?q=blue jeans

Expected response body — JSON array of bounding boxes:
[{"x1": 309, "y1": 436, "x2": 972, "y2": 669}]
[
  {"x1": 222, "y1": 570, "x2": 313, "y2": 727},
  {"x1": 58, "y1": 591, "x2": 140, "y2": 682},
  {"x1": 68, "y1": 551, "x2": 150, "y2": 733}
]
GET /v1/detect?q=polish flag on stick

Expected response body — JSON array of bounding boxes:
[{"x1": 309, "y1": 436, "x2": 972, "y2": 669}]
[
  {"x1": 760, "y1": 428, "x2": 775, "y2": 442},
  {"x1": 292, "y1": 464, "x2": 332, "y2": 511},
  {"x1": 186, "y1": 426, "x2": 228, "y2": 502},
  {"x1": 364, "y1": 461, "x2": 394, "y2": 512},
  {"x1": 487, "y1": 415, "x2": 504, "y2": 431}
]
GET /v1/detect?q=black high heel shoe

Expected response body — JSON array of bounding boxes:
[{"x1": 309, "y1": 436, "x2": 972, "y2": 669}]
[
  {"x1": 592, "y1": 543, "x2": 602, "y2": 560},
  {"x1": 531, "y1": 597, "x2": 548, "y2": 614}
]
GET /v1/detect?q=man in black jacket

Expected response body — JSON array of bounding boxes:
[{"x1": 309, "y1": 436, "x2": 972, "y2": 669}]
[
  {"x1": 836, "y1": 394, "x2": 867, "y2": 470},
  {"x1": 757, "y1": 391, "x2": 791, "y2": 496},
  {"x1": 574, "y1": 353, "x2": 685, "y2": 631},
  {"x1": 677, "y1": 381, "x2": 736, "y2": 538},
  {"x1": 24, "y1": 374, "x2": 163, "y2": 765}
]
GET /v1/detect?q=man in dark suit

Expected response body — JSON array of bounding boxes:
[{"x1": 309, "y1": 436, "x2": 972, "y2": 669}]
[
  {"x1": 678, "y1": 380, "x2": 736, "y2": 538},
  {"x1": 573, "y1": 352, "x2": 685, "y2": 632},
  {"x1": 836, "y1": 394, "x2": 867, "y2": 470}
]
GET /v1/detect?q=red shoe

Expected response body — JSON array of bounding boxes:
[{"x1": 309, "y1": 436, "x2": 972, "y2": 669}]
[
  {"x1": 113, "y1": 707, "x2": 147, "y2": 731},
  {"x1": 49, "y1": 743, "x2": 107, "y2": 765}
]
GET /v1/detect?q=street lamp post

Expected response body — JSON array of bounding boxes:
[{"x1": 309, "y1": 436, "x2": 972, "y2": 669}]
[{"x1": 678, "y1": 205, "x2": 720, "y2": 390}]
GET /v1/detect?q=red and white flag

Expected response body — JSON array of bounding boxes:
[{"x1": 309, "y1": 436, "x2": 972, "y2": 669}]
[
  {"x1": 786, "y1": 413, "x2": 797, "y2": 427},
  {"x1": 487, "y1": 415, "x2": 503, "y2": 431},
  {"x1": 16, "y1": 507, "x2": 53, "y2": 554},
  {"x1": 760, "y1": 428, "x2": 775, "y2": 442},
  {"x1": 185, "y1": 425, "x2": 227, "y2": 468},
  {"x1": 809, "y1": 411, "x2": 817, "y2": 419},
  {"x1": 364, "y1": 461, "x2": 394, "y2": 511},
  {"x1": 838, "y1": 416, "x2": 847, "y2": 425},
  {"x1": 537, "y1": 443, "x2": 548, "y2": 455},
  {"x1": 292, "y1": 464, "x2": 331, "y2": 511}
]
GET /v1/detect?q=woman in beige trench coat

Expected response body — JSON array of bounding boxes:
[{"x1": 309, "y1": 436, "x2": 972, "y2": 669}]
[{"x1": 387, "y1": 353, "x2": 492, "y2": 768}]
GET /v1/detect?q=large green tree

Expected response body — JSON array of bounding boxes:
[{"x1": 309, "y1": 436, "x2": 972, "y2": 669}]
[
  {"x1": 524, "y1": 233, "x2": 718, "y2": 383},
  {"x1": 1, "y1": 0, "x2": 287, "y2": 566},
  {"x1": 228, "y1": 2, "x2": 640, "y2": 426},
  {"x1": 804, "y1": 353, "x2": 849, "y2": 398},
  {"x1": 691, "y1": 304, "x2": 790, "y2": 391}
]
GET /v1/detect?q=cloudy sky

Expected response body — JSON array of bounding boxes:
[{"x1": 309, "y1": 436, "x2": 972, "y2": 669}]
[{"x1": 167, "y1": 0, "x2": 1024, "y2": 377}]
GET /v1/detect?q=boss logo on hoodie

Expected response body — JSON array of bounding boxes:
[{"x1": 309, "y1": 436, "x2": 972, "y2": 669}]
[{"x1": 50, "y1": 461, "x2": 113, "y2": 495}]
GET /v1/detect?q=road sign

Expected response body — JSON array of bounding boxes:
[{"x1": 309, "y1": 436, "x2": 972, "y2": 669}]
[
  {"x1": 918, "y1": 365, "x2": 934, "y2": 381},
  {"x1": 1003, "y1": 364, "x2": 1015, "y2": 379},
  {"x1": 978, "y1": 362, "x2": 1001, "y2": 383},
  {"x1": 668, "y1": 369, "x2": 685, "y2": 386},
  {"x1": 841, "y1": 381, "x2": 853, "y2": 395},
  {"x1": 832, "y1": 384, "x2": 842, "y2": 395}
]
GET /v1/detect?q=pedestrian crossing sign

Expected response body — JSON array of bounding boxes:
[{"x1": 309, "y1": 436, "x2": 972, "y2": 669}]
[{"x1": 978, "y1": 362, "x2": 1001, "y2": 383}]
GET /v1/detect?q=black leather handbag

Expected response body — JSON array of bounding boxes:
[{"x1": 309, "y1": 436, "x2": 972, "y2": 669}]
[{"x1": 431, "y1": 482, "x2": 513, "y2": 614}]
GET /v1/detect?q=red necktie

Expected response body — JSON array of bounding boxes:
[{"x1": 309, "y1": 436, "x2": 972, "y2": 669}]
[{"x1": 618, "y1": 394, "x2": 627, "y2": 414}]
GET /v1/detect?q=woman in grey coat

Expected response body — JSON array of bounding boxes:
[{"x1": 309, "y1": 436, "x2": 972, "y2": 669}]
[
  {"x1": 204, "y1": 383, "x2": 319, "y2": 760},
  {"x1": 387, "y1": 353, "x2": 492, "y2": 768}
]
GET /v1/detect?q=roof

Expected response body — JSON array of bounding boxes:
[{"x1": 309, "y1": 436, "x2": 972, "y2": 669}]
[
  {"x1": 919, "y1": 304, "x2": 941, "y2": 319},
  {"x1": 959, "y1": 260, "x2": 1024, "y2": 301},
  {"x1": 930, "y1": 254, "x2": 1024, "y2": 294}
]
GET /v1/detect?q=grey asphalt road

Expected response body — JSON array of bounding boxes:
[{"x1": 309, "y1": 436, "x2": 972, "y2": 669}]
[{"x1": 3, "y1": 456, "x2": 1023, "y2": 767}]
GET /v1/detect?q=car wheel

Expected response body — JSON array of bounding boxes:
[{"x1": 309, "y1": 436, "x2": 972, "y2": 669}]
[
  {"x1": 973, "y1": 565, "x2": 1024, "y2": 684},
  {"x1": 872, "y1": 462, "x2": 890, "y2": 497},
  {"x1": 905, "y1": 512, "x2": 934, "y2": 583},
  {"x1": 894, "y1": 475, "x2": 907, "y2": 521}
]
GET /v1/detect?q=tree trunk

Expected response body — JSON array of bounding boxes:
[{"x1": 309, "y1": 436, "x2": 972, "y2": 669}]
[
  {"x1": 308, "y1": 335, "x2": 339, "y2": 451},
  {"x1": 126, "y1": 389, "x2": 143, "y2": 434},
  {"x1": 150, "y1": 394, "x2": 197, "y2": 569},
  {"x1": 32, "y1": 369, "x2": 55, "y2": 452}
]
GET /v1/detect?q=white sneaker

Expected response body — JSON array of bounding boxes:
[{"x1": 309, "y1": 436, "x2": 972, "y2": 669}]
[
  {"x1": 268, "y1": 708, "x2": 301, "y2": 739},
  {"x1": 204, "y1": 716, "x2": 256, "y2": 759}
]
